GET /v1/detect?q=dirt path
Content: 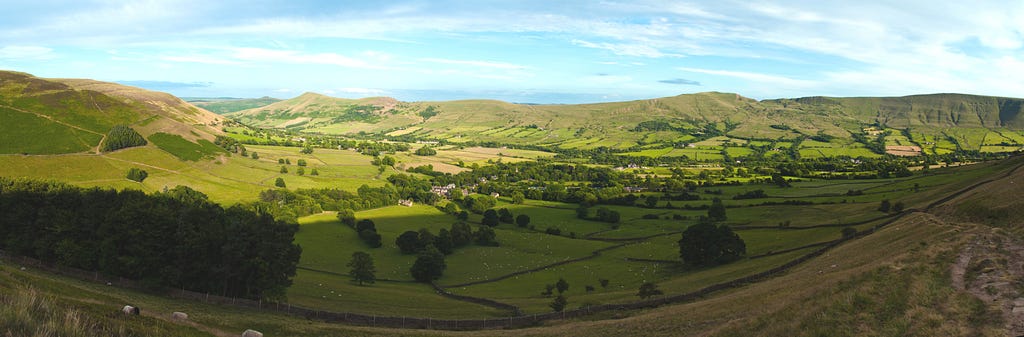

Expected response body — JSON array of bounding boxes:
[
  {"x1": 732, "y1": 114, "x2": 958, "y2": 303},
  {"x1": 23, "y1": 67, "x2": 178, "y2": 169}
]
[{"x1": 950, "y1": 229, "x2": 1024, "y2": 336}]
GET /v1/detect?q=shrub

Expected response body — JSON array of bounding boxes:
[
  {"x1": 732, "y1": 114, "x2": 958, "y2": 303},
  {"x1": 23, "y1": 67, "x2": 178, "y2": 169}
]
[{"x1": 126, "y1": 168, "x2": 148, "y2": 182}]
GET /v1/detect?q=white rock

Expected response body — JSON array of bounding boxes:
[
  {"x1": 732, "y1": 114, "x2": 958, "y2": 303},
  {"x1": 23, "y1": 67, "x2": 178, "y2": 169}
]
[{"x1": 172, "y1": 312, "x2": 188, "y2": 320}]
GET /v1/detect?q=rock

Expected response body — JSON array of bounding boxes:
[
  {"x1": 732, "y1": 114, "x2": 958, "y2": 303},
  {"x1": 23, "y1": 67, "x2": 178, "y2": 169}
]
[
  {"x1": 1013, "y1": 306, "x2": 1024, "y2": 314},
  {"x1": 242, "y1": 329, "x2": 263, "y2": 337},
  {"x1": 172, "y1": 312, "x2": 188, "y2": 320}
]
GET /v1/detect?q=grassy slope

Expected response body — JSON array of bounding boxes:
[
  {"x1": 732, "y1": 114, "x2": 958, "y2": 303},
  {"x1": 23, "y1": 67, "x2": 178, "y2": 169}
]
[
  {"x1": 188, "y1": 97, "x2": 282, "y2": 114},
  {"x1": 230, "y1": 91, "x2": 1024, "y2": 152}
]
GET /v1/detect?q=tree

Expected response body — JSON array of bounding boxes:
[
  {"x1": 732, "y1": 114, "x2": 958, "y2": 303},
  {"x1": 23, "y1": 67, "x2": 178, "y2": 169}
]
[
  {"x1": 878, "y1": 199, "x2": 892, "y2": 212},
  {"x1": 637, "y1": 282, "x2": 663, "y2": 299},
  {"x1": 410, "y1": 245, "x2": 446, "y2": 282},
  {"x1": 396, "y1": 231, "x2": 420, "y2": 254},
  {"x1": 415, "y1": 147, "x2": 437, "y2": 156},
  {"x1": 356, "y1": 219, "x2": 376, "y2": 232},
  {"x1": 278, "y1": 158, "x2": 285, "y2": 164},
  {"x1": 100, "y1": 125, "x2": 147, "y2": 152},
  {"x1": 841, "y1": 227, "x2": 857, "y2": 238},
  {"x1": 251, "y1": 152, "x2": 259, "y2": 159},
  {"x1": 300, "y1": 146, "x2": 314, "y2": 154},
  {"x1": 893, "y1": 201, "x2": 905, "y2": 212},
  {"x1": 576, "y1": 206, "x2": 590, "y2": 219},
  {"x1": 678, "y1": 222, "x2": 746, "y2": 266},
  {"x1": 359, "y1": 229, "x2": 382, "y2": 248},
  {"x1": 482, "y1": 209, "x2": 500, "y2": 227},
  {"x1": 516, "y1": 214, "x2": 531, "y2": 228},
  {"x1": 347, "y1": 252, "x2": 375, "y2": 285},
  {"x1": 416, "y1": 228, "x2": 436, "y2": 251},
  {"x1": 435, "y1": 229, "x2": 454, "y2": 255},
  {"x1": 707, "y1": 197, "x2": 727, "y2": 222},
  {"x1": 337, "y1": 209, "x2": 356, "y2": 227},
  {"x1": 498, "y1": 208, "x2": 514, "y2": 223},
  {"x1": 474, "y1": 225, "x2": 498, "y2": 246},
  {"x1": 555, "y1": 277, "x2": 569, "y2": 294},
  {"x1": 297, "y1": 167, "x2": 305, "y2": 176},
  {"x1": 599, "y1": 279, "x2": 610, "y2": 288},
  {"x1": 450, "y1": 222, "x2": 473, "y2": 247},
  {"x1": 456, "y1": 211, "x2": 469, "y2": 221},
  {"x1": 645, "y1": 195, "x2": 659, "y2": 208},
  {"x1": 771, "y1": 173, "x2": 791, "y2": 188},
  {"x1": 286, "y1": 158, "x2": 291, "y2": 165},
  {"x1": 541, "y1": 284, "x2": 555, "y2": 297},
  {"x1": 310, "y1": 168, "x2": 319, "y2": 176},
  {"x1": 280, "y1": 166, "x2": 288, "y2": 173},
  {"x1": 297, "y1": 159, "x2": 308, "y2": 166},
  {"x1": 549, "y1": 295, "x2": 567, "y2": 312},
  {"x1": 126, "y1": 168, "x2": 148, "y2": 182},
  {"x1": 381, "y1": 156, "x2": 396, "y2": 167},
  {"x1": 274, "y1": 177, "x2": 286, "y2": 188},
  {"x1": 511, "y1": 191, "x2": 525, "y2": 205}
]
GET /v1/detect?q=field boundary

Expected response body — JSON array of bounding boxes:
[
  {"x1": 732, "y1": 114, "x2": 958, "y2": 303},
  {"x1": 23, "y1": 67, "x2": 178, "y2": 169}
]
[{"x1": 3, "y1": 157, "x2": 1019, "y2": 331}]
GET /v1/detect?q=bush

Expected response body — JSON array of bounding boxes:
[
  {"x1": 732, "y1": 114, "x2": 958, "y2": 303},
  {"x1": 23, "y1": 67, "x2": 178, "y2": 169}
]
[
  {"x1": 415, "y1": 147, "x2": 437, "y2": 156},
  {"x1": 274, "y1": 177, "x2": 286, "y2": 188},
  {"x1": 126, "y1": 168, "x2": 148, "y2": 182}
]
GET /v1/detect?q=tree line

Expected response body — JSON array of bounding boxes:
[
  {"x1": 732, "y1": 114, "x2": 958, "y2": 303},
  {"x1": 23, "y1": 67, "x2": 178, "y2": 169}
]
[{"x1": 0, "y1": 179, "x2": 301, "y2": 300}]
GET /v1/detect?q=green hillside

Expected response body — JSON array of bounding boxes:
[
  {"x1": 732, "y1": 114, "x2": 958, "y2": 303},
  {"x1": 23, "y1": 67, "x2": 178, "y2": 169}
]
[
  {"x1": 0, "y1": 71, "x2": 225, "y2": 155},
  {"x1": 228, "y1": 91, "x2": 1024, "y2": 155},
  {"x1": 188, "y1": 96, "x2": 282, "y2": 114}
]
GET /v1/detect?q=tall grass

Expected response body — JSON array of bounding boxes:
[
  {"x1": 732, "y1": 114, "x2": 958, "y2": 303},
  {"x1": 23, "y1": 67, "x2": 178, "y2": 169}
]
[{"x1": 0, "y1": 286, "x2": 199, "y2": 337}]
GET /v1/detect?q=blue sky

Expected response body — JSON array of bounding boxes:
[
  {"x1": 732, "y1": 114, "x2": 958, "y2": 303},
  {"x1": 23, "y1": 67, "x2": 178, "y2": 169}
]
[{"x1": 1, "y1": 1, "x2": 1023, "y2": 103}]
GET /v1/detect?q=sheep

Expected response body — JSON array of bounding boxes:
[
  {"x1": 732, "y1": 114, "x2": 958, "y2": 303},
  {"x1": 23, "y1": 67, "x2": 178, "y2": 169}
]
[
  {"x1": 241, "y1": 329, "x2": 263, "y2": 337},
  {"x1": 121, "y1": 305, "x2": 140, "y2": 315},
  {"x1": 172, "y1": 311, "x2": 188, "y2": 320}
]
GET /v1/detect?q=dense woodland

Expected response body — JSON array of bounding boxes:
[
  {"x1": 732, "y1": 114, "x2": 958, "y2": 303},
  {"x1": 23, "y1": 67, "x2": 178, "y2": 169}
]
[{"x1": 0, "y1": 179, "x2": 301, "y2": 300}]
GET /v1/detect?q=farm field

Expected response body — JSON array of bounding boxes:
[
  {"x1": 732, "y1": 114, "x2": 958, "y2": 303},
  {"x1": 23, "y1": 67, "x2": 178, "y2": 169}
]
[{"x1": 275, "y1": 160, "x2": 1003, "y2": 318}]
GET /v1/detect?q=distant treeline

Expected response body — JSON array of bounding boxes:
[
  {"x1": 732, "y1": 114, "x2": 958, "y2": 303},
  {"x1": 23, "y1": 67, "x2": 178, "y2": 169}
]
[{"x1": 0, "y1": 179, "x2": 301, "y2": 300}]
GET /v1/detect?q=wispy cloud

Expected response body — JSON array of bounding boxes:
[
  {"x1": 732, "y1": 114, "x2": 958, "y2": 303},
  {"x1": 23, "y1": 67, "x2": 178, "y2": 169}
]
[
  {"x1": 420, "y1": 58, "x2": 528, "y2": 70},
  {"x1": 659, "y1": 78, "x2": 701, "y2": 86},
  {"x1": 678, "y1": 67, "x2": 815, "y2": 87},
  {"x1": 117, "y1": 80, "x2": 212, "y2": 90},
  {"x1": 572, "y1": 39, "x2": 682, "y2": 58},
  {"x1": 0, "y1": 46, "x2": 55, "y2": 60}
]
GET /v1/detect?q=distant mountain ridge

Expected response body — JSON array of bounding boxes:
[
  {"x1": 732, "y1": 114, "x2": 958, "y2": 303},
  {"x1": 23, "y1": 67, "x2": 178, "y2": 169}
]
[{"x1": 227, "y1": 90, "x2": 1024, "y2": 153}]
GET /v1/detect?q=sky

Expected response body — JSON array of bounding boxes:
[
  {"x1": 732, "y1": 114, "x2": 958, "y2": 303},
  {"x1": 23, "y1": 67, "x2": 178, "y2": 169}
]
[{"x1": 1, "y1": 1, "x2": 1024, "y2": 104}]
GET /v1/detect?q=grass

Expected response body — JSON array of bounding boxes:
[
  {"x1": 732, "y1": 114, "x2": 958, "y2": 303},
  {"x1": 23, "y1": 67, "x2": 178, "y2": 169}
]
[
  {"x1": 148, "y1": 133, "x2": 225, "y2": 161},
  {"x1": 0, "y1": 107, "x2": 102, "y2": 154}
]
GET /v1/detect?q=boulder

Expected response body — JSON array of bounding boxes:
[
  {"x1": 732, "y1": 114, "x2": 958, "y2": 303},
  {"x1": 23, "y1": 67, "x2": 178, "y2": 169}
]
[{"x1": 172, "y1": 311, "x2": 188, "y2": 320}]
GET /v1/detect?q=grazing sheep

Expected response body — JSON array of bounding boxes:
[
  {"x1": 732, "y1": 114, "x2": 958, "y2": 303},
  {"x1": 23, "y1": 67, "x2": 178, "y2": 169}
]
[
  {"x1": 121, "y1": 305, "x2": 140, "y2": 315},
  {"x1": 241, "y1": 329, "x2": 263, "y2": 337},
  {"x1": 172, "y1": 311, "x2": 188, "y2": 320}
]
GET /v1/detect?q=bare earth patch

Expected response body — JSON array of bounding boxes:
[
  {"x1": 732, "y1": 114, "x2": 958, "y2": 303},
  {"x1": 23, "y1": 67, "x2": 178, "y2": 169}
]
[{"x1": 951, "y1": 227, "x2": 1024, "y2": 336}]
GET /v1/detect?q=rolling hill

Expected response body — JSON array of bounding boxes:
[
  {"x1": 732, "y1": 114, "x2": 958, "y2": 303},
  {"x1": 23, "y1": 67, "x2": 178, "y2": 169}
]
[
  {"x1": 0, "y1": 70, "x2": 225, "y2": 155},
  {"x1": 187, "y1": 96, "x2": 282, "y2": 114},
  {"x1": 228, "y1": 91, "x2": 1024, "y2": 153}
]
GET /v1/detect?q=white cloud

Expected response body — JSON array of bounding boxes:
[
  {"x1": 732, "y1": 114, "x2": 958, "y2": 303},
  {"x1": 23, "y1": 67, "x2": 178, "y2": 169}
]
[
  {"x1": 572, "y1": 39, "x2": 682, "y2": 58},
  {"x1": 338, "y1": 87, "x2": 388, "y2": 96},
  {"x1": 678, "y1": 67, "x2": 815, "y2": 87},
  {"x1": 0, "y1": 46, "x2": 55, "y2": 60},
  {"x1": 420, "y1": 58, "x2": 528, "y2": 70},
  {"x1": 160, "y1": 55, "x2": 241, "y2": 65}
]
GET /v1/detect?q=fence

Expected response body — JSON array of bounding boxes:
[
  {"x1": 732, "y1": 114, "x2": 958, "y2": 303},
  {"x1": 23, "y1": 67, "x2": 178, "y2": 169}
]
[{"x1": 0, "y1": 211, "x2": 909, "y2": 331}]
